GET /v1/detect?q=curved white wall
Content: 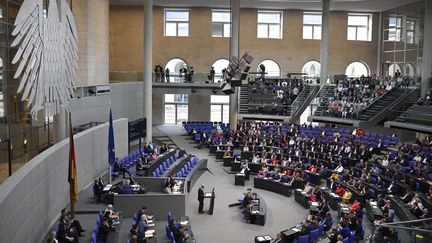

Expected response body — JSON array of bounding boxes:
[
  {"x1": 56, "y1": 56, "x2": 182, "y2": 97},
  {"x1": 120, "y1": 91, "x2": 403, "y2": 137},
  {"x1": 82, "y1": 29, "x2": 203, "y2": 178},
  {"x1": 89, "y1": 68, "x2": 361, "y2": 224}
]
[{"x1": 0, "y1": 118, "x2": 128, "y2": 243}]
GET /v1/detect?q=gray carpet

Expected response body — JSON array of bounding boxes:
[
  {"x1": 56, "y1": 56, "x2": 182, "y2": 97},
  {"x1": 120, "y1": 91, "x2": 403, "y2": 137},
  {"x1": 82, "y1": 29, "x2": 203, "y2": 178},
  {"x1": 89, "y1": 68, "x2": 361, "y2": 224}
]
[{"x1": 158, "y1": 125, "x2": 309, "y2": 243}]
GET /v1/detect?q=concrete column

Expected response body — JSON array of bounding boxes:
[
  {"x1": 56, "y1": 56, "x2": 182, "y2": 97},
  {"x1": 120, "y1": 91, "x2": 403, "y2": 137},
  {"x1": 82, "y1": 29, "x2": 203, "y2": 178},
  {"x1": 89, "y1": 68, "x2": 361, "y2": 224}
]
[
  {"x1": 320, "y1": 0, "x2": 330, "y2": 86},
  {"x1": 421, "y1": 0, "x2": 432, "y2": 97},
  {"x1": 53, "y1": 108, "x2": 67, "y2": 143},
  {"x1": 229, "y1": 0, "x2": 240, "y2": 130},
  {"x1": 144, "y1": 0, "x2": 153, "y2": 142},
  {"x1": 376, "y1": 12, "x2": 383, "y2": 76}
]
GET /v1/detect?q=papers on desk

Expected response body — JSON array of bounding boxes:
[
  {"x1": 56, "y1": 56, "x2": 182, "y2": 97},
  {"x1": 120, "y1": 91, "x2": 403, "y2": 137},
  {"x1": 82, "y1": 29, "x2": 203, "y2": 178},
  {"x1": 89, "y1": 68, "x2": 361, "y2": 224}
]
[
  {"x1": 205, "y1": 192, "x2": 213, "y2": 197},
  {"x1": 103, "y1": 184, "x2": 112, "y2": 191},
  {"x1": 311, "y1": 202, "x2": 319, "y2": 207},
  {"x1": 264, "y1": 235, "x2": 272, "y2": 240},
  {"x1": 236, "y1": 173, "x2": 245, "y2": 176},
  {"x1": 256, "y1": 236, "x2": 265, "y2": 241},
  {"x1": 180, "y1": 220, "x2": 189, "y2": 226},
  {"x1": 370, "y1": 201, "x2": 378, "y2": 206},
  {"x1": 292, "y1": 228, "x2": 300, "y2": 232},
  {"x1": 147, "y1": 219, "x2": 154, "y2": 224},
  {"x1": 330, "y1": 193, "x2": 340, "y2": 198},
  {"x1": 252, "y1": 210, "x2": 260, "y2": 214}
]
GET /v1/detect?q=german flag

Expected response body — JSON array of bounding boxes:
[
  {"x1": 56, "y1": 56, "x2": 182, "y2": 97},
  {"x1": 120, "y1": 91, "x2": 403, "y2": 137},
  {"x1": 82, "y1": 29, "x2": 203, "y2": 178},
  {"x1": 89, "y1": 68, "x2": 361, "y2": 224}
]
[{"x1": 68, "y1": 113, "x2": 78, "y2": 216}]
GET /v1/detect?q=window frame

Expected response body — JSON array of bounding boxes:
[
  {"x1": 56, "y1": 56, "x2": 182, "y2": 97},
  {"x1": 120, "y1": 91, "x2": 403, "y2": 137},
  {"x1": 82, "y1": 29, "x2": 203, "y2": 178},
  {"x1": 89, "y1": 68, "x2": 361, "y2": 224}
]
[
  {"x1": 387, "y1": 16, "x2": 402, "y2": 42},
  {"x1": 257, "y1": 10, "x2": 283, "y2": 39},
  {"x1": 303, "y1": 12, "x2": 322, "y2": 40},
  {"x1": 210, "y1": 95, "x2": 230, "y2": 123},
  {"x1": 164, "y1": 9, "x2": 190, "y2": 37},
  {"x1": 211, "y1": 9, "x2": 231, "y2": 38},
  {"x1": 164, "y1": 94, "x2": 189, "y2": 124},
  {"x1": 347, "y1": 13, "x2": 372, "y2": 41},
  {"x1": 406, "y1": 19, "x2": 415, "y2": 44}
]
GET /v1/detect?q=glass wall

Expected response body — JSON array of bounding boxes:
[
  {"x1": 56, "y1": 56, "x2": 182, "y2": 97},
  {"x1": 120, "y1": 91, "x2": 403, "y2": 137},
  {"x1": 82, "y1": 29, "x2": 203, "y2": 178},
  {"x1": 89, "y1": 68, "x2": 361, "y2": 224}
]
[
  {"x1": 210, "y1": 95, "x2": 229, "y2": 123},
  {"x1": 382, "y1": 1, "x2": 424, "y2": 82},
  {"x1": 0, "y1": 0, "x2": 72, "y2": 184},
  {"x1": 164, "y1": 94, "x2": 189, "y2": 124}
]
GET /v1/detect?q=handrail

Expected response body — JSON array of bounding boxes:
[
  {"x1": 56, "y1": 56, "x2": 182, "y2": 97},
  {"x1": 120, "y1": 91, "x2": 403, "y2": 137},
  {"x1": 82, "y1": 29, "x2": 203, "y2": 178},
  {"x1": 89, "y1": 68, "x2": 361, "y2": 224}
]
[
  {"x1": 368, "y1": 87, "x2": 409, "y2": 123},
  {"x1": 388, "y1": 87, "x2": 420, "y2": 113},
  {"x1": 360, "y1": 84, "x2": 403, "y2": 112},
  {"x1": 291, "y1": 85, "x2": 320, "y2": 118}
]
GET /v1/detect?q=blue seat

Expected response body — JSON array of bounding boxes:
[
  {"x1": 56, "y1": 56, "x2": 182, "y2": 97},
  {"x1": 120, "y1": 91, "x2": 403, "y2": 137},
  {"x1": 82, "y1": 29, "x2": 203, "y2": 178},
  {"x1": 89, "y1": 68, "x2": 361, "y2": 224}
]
[
  {"x1": 159, "y1": 164, "x2": 164, "y2": 173},
  {"x1": 163, "y1": 161, "x2": 168, "y2": 170},
  {"x1": 349, "y1": 231, "x2": 356, "y2": 243},
  {"x1": 309, "y1": 228, "x2": 319, "y2": 242},
  {"x1": 165, "y1": 224, "x2": 171, "y2": 238},
  {"x1": 168, "y1": 211, "x2": 172, "y2": 223},
  {"x1": 152, "y1": 171, "x2": 157, "y2": 177},
  {"x1": 296, "y1": 235, "x2": 309, "y2": 243},
  {"x1": 342, "y1": 237, "x2": 349, "y2": 243}
]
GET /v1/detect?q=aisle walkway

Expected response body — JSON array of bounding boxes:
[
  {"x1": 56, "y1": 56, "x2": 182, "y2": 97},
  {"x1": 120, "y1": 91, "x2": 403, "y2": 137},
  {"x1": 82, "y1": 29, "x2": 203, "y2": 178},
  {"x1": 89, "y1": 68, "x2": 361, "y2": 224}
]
[{"x1": 157, "y1": 125, "x2": 307, "y2": 243}]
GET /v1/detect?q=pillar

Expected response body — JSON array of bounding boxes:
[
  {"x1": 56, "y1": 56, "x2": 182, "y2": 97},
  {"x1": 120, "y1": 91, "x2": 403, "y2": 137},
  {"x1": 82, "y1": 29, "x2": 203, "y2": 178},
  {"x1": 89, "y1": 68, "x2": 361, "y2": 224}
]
[
  {"x1": 376, "y1": 12, "x2": 383, "y2": 76},
  {"x1": 320, "y1": 0, "x2": 330, "y2": 86},
  {"x1": 421, "y1": 0, "x2": 432, "y2": 97},
  {"x1": 229, "y1": 0, "x2": 240, "y2": 130},
  {"x1": 53, "y1": 108, "x2": 67, "y2": 143},
  {"x1": 143, "y1": 0, "x2": 153, "y2": 142}
]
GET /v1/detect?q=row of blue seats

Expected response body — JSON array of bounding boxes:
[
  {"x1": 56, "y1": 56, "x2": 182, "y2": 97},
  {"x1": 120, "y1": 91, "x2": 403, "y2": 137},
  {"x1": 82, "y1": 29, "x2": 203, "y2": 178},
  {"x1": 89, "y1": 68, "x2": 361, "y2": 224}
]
[
  {"x1": 112, "y1": 145, "x2": 158, "y2": 177},
  {"x1": 152, "y1": 154, "x2": 178, "y2": 177},
  {"x1": 175, "y1": 157, "x2": 199, "y2": 178},
  {"x1": 91, "y1": 210, "x2": 105, "y2": 243},
  {"x1": 294, "y1": 226, "x2": 364, "y2": 243}
]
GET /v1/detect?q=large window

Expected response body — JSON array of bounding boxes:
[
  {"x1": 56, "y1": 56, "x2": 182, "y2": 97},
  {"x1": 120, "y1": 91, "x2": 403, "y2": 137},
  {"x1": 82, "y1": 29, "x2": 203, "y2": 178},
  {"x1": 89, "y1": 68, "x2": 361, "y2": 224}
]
[
  {"x1": 257, "y1": 59, "x2": 281, "y2": 77},
  {"x1": 164, "y1": 94, "x2": 189, "y2": 124},
  {"x1": 303, "y1": 12, "x2": 321, "y2": 40},
  {"x1": 345, "y1": 61, "x2": 370, "y2": 77},
  {"x1": 210, "y1": 95, "x2": 229, "y2": 123},
  {"x1": 212, "y1": 58, "x2": 229, "y2": 81},
  {"x1": 387, "y1": 16, "x2": 402, "y2": 41},
  {"x1": 388, "y1": 63, "x2": 402, "y2": 78},
  {"x1": 406, "y1": 20, "x2": 415, "y2": 44},
  {"x1": 302, "y1": 60, "x2": 321, "y2": 78},
  {"x1": 212, "y1": 10, "x2": 231, "y2": 38},
  {"x1": 347, "y1": 13, "x2": 372, "y2": 41},
  {"x1": 257, "y1": 11, "x2": 282, "y2": 39},
  {"x1": 165, "y1": 58, "x2": 188, "y2": 83},
  {"x1": 164, "y1": 9, "x2": 189, "y2": 37}
]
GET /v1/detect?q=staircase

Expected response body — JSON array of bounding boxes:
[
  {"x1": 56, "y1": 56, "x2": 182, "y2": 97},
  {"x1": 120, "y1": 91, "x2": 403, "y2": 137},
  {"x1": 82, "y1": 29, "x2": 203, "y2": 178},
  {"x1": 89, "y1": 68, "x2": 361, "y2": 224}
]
[
  {"x1": 239, "y1": 83, "x2": 250, "y2": 114},
  {"x1": 313, "y1": 85, "x2": 335, "y2": 116},
  {"x1": 358, "y1": 88, "x2": 407, "y2": 121}
]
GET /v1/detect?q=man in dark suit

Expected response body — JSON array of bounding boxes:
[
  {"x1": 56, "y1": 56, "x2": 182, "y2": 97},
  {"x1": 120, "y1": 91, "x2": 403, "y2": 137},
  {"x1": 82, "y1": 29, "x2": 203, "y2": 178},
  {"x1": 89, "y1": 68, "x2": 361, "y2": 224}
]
[{"x1": 198, "y1": 185, "x2": 205, "y2": 214}]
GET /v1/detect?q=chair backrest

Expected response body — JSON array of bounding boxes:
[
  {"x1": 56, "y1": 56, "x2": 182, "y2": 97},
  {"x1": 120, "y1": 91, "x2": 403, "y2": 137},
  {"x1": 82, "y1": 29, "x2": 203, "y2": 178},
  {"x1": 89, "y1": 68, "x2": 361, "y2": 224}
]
[
  {"x1": 297, "y1": 235, "x2": 309, "y2": 243},
  {"x1": 168, "y1": 211, "x2": 172, "y2": 223},
  {"x1": 310, "y1": 228, "x2": 319, "y2": 241},
  {"x1": 349, "y1": 231, "x2": 356, "y2": 243},
  {"x1": 342, "y1": 237, "x2": 349, "y2": 243}
]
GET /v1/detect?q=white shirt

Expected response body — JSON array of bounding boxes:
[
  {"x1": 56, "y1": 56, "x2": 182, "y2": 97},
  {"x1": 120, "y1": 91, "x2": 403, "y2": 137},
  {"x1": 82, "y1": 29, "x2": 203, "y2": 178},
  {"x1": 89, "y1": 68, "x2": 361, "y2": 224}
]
[{"x1": 335, "y1": 165, "x2": 344, "y2": 173}]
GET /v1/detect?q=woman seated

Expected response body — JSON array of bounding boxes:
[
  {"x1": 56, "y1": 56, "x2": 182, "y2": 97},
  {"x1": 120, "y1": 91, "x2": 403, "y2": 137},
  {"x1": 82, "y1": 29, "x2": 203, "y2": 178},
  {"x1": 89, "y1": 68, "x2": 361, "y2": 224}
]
[
  {"x1": 342, "y1": 189, "x2": 352, "y2": 203},
  {"x1": 164, "y1": 176, "x2": 176, "y2": 194},
  {"x1": 335, "y1": 185, "x2": 344, "y2": 197},
  {"x1": 303, "y1": 182, "x2": 314, "y2": 195}
]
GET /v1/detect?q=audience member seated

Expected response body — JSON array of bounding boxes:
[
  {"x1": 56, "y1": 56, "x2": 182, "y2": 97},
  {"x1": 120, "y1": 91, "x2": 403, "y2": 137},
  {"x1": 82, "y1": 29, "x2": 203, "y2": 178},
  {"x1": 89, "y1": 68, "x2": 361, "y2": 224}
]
[
  {"x1": 96, "y1": 217, "x2": 111, "y2": 242},
  {"x1": 164, "y1": 176, "x2": 176, "y2": 194}
]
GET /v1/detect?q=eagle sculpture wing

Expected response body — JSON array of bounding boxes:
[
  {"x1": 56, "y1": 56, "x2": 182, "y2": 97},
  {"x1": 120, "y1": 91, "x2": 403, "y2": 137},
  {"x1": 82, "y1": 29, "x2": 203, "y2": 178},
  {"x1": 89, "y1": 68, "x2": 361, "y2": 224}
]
[{"x1": 11, "y1": 0, "x2": 78, "y2": 118}]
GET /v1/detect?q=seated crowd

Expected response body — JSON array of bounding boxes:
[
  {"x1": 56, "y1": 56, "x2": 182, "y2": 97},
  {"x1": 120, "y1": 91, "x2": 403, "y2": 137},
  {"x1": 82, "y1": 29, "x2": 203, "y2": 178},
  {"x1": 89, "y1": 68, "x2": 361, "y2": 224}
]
[
  {"x1": 247, "y1": 78, "x2": 306, "y2": 116},
  {"x1": 320, "y1": 76, "x2": 397, "y2": 119},
  {"x1": 188, "y1": 120, "x2": 432, "y2": 242}
]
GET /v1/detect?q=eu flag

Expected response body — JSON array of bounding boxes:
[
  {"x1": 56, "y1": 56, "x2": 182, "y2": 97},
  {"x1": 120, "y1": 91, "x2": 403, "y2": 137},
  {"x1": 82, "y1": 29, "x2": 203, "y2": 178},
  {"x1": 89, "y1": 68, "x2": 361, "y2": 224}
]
[{"x1": 108, "y1": 109, "x2": 116, "y2": 166}]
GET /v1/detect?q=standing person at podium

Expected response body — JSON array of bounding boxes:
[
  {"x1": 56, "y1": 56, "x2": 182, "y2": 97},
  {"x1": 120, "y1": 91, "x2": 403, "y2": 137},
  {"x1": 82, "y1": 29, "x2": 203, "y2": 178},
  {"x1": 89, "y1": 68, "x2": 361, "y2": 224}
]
[{"x1": 198, "y1": 185, "x2": 205, "y2": 214}]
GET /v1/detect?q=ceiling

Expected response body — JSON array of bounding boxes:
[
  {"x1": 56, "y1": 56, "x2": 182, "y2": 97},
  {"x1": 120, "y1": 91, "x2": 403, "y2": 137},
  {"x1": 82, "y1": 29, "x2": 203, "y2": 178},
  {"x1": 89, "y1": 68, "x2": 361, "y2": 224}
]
[{"x1": 109, "y1": 0, "x2": 421, "y2": 12}]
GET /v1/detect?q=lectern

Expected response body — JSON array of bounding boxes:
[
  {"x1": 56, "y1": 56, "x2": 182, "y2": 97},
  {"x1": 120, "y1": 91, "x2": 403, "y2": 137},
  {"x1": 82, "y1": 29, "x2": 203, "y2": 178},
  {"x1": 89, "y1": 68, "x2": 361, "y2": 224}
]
[{"x1": 204, "y1": 188, "x2": 215, "y2": 215}]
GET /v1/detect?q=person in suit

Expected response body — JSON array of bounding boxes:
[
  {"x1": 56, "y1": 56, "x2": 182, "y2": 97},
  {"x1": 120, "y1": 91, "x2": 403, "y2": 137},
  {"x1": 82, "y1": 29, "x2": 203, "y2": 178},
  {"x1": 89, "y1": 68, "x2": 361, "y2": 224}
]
[
  {"x1": 96, "y1": 217, "x2": 110, "y2": 242},
  {"x1": 60, "y1": 209, "x2": 85, "y2": 237},
  {"x1": 57, "y1": 222, "x2": 78, "y2": 243},
  {"x1": 164, "y1": 176, "x2": 176, "y2": 194},
  {"x1": 410, "y1": 202, "x2": 423, "y2": 218},
  {"x1": 198, "y1": 185, "x2": 205, "y2": 214}
]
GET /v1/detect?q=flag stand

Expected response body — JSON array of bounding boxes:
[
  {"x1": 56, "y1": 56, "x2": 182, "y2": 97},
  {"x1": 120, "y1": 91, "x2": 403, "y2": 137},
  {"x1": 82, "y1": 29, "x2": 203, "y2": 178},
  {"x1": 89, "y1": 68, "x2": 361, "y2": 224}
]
[{"x1": 109, "y1": 165, "x2": 112, "y2": 184}]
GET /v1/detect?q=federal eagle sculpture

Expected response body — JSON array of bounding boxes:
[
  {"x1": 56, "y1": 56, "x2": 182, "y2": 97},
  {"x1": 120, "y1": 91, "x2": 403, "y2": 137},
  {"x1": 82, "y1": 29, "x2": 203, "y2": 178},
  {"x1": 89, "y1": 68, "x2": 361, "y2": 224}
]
[{"x1": 11, "y1": 0, "x2": 79, "y2": 119}]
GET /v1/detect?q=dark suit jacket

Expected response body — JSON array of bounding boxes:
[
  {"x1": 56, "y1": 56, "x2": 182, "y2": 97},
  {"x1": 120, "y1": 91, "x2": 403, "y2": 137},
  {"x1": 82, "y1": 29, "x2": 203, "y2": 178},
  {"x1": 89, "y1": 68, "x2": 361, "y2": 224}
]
[{"x1": 198, "y1": 187, "x2": 204, "y2": 201}]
